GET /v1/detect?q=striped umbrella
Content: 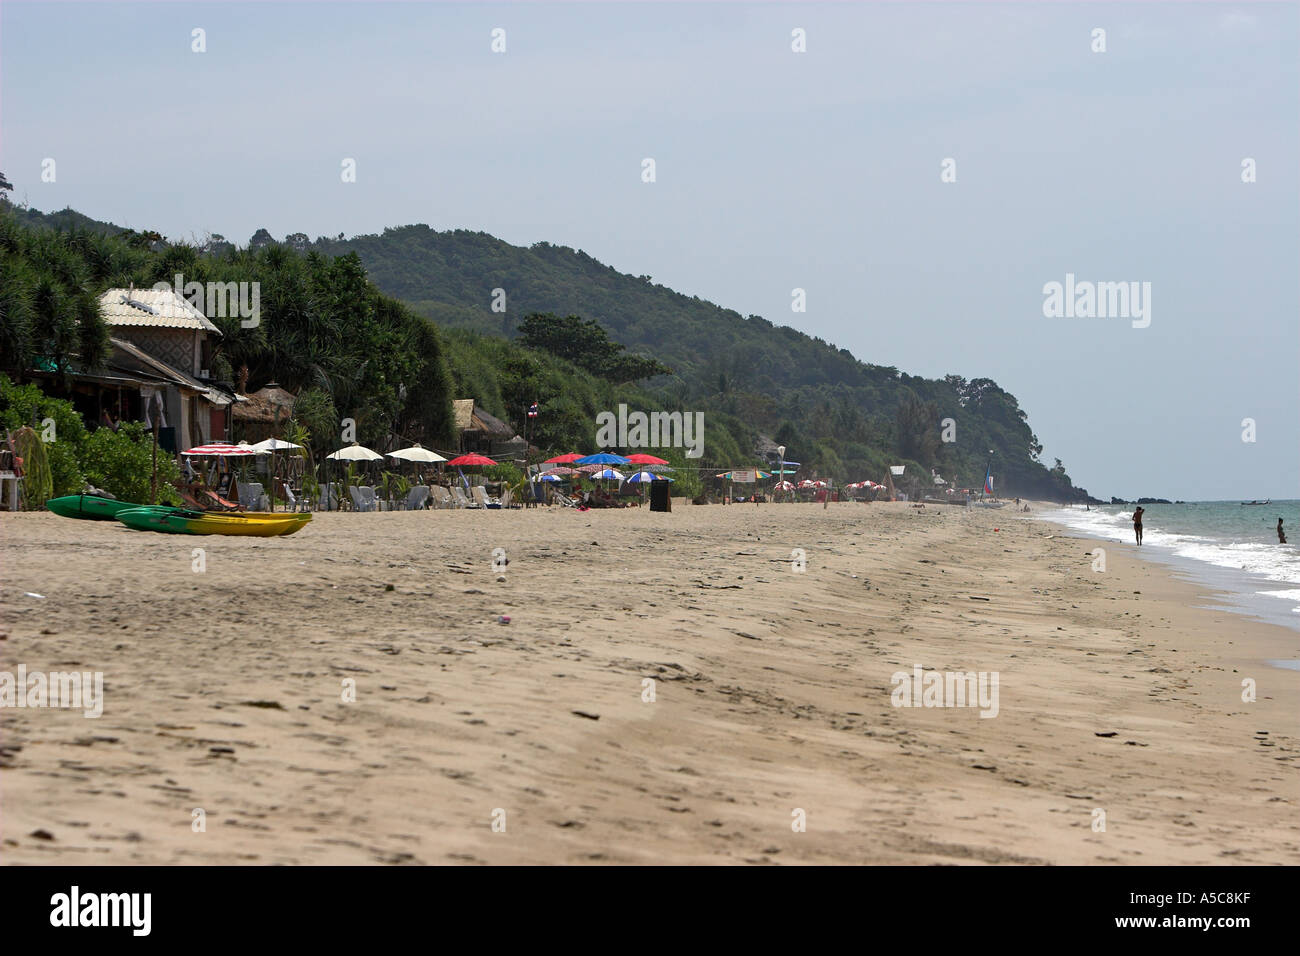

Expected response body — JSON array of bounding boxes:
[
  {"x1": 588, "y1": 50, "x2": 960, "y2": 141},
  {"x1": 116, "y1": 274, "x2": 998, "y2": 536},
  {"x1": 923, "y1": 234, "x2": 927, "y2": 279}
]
[{"x1": 183, "y1": 442, "x2": 255, "y2": 456}]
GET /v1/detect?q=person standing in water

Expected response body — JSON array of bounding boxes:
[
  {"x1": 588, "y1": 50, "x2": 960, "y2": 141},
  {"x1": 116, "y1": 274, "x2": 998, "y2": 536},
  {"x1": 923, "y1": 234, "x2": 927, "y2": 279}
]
[
  {"x1": 1132, "y1": 506, "x2": 1145, "y2": 546},
  {"x1": 1279, "y1": 518, "x2": 1287, "y2": 544}
]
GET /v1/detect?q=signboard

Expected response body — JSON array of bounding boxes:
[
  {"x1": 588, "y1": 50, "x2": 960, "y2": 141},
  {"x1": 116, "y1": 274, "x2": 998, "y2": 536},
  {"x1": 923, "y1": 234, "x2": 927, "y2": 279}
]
[
  {"x1": 890, "y1": 465, "x2": 906, "y2": 476},
  {"x1": 730, "y1": 469, "x2": 756, "y2": 483}
]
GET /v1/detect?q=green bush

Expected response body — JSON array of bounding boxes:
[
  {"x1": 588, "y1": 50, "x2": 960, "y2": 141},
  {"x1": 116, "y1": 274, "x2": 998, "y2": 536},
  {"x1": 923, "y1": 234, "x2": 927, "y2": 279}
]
[
  {"x1": 0, "y1": 374, "x2": 88, "y2": 498},
  {"x1": 80, "y1": 421, "x2": 181, "y2": 505},
  {"x1": 47, "y1": 441, "x2": 84, "y2": 497},
  {"x1": 11, "y1": 426, "x2": 52, "y2": 507}
]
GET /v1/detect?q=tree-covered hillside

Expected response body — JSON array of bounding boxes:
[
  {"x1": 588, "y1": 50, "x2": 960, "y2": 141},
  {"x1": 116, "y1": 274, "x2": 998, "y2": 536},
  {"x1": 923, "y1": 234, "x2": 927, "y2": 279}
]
[
  {"x1": 308, "y1": 225, "x2": 1091, "y2": 499},
  {"x1": 0, "y1": 192, "x2": 1094, "y2": 499}
]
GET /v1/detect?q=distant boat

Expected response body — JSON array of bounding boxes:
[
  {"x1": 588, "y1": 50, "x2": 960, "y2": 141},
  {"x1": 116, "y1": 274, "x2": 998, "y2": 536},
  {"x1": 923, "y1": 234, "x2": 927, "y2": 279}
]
[{"x1": 1241, "y1": 499, "x2": 1271, "y2": 506}]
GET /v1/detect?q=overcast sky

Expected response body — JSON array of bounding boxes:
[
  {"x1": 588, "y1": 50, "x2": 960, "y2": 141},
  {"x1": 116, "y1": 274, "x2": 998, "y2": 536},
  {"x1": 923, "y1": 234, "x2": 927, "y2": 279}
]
[{"x1": 3, "y1": 2, "x2": 1296, "y2": 500}]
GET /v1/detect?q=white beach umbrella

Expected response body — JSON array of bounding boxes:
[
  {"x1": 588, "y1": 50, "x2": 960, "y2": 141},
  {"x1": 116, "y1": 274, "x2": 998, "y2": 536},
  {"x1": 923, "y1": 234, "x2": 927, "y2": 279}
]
[
  {"x1": 324, "y1": 442, "x2": 383, "y2": 512},
  {"x1": 386, "y1": 443, "x2": 446, "y2": 463},
  {"x1": 326, "y1": 442, "x2": 383, "y2": 461},
  {"x1": 250, "y1": 438, "x2": 302, "y2": 453}
]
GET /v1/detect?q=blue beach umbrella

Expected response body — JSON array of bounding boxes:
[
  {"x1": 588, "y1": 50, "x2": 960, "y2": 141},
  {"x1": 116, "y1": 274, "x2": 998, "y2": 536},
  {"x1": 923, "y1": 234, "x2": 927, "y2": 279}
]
[
  {"x1": 626, "y1": 471, "x2": 672, "y2": 483},
  {"x1": 574, "y1": 452, "x2": 631, "y2": 467}
]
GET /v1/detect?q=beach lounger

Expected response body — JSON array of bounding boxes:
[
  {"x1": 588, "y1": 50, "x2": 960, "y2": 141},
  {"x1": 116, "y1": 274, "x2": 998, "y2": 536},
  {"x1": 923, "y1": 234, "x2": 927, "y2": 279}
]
[
  {"x1": 201, "y1": 488, "x2": 241, "y2": 511},
  {"x1": 471, "y1": 486, "x2": 499, "y2": 509},
  {"x1": 500, "y1": 486, "x2": 512, "y2": 509},
  {"x1": 452, "y1": 486, "x2": 476, "y2": 509},
  {"x1": 552, "y1": 490, "x2": 578, "y2": 508},
  {"x1": 403, "y1": 485, "x2": 430, "y2": 511},
  {"x1": 237, "y1": 482, "x2": 270, "y2": 512},
  {"x1": 316, "y1": 483, "x2": 340, "y2": 511},
  {"x1": 348, "y1": 486, "x2": 377, "y2": 512},
  {"x1": 429, "y1": 486, "x2": 453, "y2": 509}
]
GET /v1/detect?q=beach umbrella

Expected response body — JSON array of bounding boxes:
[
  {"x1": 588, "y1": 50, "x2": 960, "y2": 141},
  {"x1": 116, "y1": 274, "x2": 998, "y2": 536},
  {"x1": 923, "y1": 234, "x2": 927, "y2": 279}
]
[
  {"x1": 775, "y1": 480, "x2": 795, "y2": 491},
  {"x1": 592, "y1": 468, "x2": 626, "y2": 481},
  {"x1": 624, "y1": 453, "x2": 669, "y2": 466},
  {"x1": 546, "y1": 466, "x2": 578, "y2": 476},
  {"x1": 250, "y1": 438, "x2": 299, "y2": 453},
  {"x1": 646, "y1": 464, "x2": 675, "y2": 473},
  {"x1": 576, "y1": 463, "x2": 610, "y2": 474},
  {"x1": 183, "y1": 442, "x2": 255, "y2": 456},
  {"x1": 183, "y1": 442, "x2": 256, "y2": 502},
  {"x1": 445, "y1": 453, "x2": 498, "y2": 499},
  {"x1": 387, "y1": 443, "x2": 446, "y2": 463},
  {"x1": 626, "y1": 469, "x2": 671, "y2": 504},
  {"x1": 538, "y1": 473, "x2": 564, "y2": 482},
  {"x1": 327, "y1": 442, "x2": 383, "y2": 461},
  {"x1": 325, "y1": 442, "x2": 384, "y2": 511},
  {"x1": 574, "y1": 452, "x2": 630, "y2": 467},
  {"x1": 544, "y1": 453, "x2": 583, "y2": 464},
  {"x1": 445, "y1": 453, "x2": 497, "y2": 467}
]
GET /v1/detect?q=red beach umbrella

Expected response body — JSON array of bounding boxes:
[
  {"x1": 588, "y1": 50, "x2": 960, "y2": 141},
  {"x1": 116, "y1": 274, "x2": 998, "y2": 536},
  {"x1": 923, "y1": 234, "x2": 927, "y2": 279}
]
[
  {"x1": 624, "y1": 453, "x2": 669, "y2": 465},
  {"x1": 544, "y1": 453, "x2": 584, "y2": 464},
  {"x1": 446, "y1": 453, "x2": 498, "y2": 467}
]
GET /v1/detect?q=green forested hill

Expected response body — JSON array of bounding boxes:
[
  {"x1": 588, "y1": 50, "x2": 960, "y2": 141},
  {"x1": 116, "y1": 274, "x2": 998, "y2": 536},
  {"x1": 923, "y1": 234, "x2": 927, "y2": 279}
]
[
  {"x1": 309, "y1": 225, "x2": 1090, "y2": 499},
  {"x1": 0, "y1": 196, "x2": 1093, "y2": 499}
]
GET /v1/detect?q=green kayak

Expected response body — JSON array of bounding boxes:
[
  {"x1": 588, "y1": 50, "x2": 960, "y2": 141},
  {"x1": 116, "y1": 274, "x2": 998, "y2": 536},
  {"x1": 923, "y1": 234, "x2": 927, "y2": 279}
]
[
  {"x1": 46, "y1": 494, "x2": 142, "y2": 521},
  {"x1": 115, "y1": 506, "x2": 202, "y2": 534}
]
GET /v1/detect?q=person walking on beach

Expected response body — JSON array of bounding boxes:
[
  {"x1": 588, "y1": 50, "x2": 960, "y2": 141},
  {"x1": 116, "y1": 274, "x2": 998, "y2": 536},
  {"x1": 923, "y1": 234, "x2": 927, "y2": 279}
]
[
  {"x1": 1132, "y1": 506, "x2": 1144, "y2": 546},
  {"x1": 1279, "y1": 518, "x2": 1287, "y2": 545}
]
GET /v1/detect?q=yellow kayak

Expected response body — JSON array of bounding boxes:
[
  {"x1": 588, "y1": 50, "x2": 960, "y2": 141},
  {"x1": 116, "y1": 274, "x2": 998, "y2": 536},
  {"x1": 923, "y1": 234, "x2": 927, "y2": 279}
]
[{"x1": 117, "y1": 507, "x2": 311, "y2": 536}]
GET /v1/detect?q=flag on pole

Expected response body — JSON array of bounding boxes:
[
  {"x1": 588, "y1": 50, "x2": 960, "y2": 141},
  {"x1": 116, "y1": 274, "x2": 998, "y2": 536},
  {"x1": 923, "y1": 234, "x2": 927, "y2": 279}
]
[
  {"x1": 984, "y1": 471, "x2": 994, "y2": 496},
  {"x1": 527, "y1": 402, "x2": 539, "y2": 418}
]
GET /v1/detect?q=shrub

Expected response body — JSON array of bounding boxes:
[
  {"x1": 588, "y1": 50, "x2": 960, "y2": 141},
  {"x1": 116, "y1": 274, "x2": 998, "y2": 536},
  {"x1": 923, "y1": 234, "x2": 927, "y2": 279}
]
[
  {"x1": 80, "y1": 421, "x2": 181, "y2": 505},
  {"x1": 11, "y1": 426, "x2": 52, "y2": 507}
]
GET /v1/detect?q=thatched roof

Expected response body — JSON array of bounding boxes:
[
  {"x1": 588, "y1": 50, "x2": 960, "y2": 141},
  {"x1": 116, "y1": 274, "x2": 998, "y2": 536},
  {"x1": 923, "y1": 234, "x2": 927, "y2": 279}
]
[
  {"x1": 453, "y1": 399, "x2": 475, "y2": 430},
  {"x1": 454, "y1": 398, "x2": 514, "y2": 438},
  {"x1": 232, "y1": 383, "x2": 296, "y2": 423}
]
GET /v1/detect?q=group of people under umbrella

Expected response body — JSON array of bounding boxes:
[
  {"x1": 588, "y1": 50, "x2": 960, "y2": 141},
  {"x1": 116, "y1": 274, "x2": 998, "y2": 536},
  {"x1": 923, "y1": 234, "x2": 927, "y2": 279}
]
[
  {"x1": 180, "y1": 439, "x2": 505, "y2": 511},
  {"x1": 535, "y1": 452, "x2": 674, "y2": 507}
]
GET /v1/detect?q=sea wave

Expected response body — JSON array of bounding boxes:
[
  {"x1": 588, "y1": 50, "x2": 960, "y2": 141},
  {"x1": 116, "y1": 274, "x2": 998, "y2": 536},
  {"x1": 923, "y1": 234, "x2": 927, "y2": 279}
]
[{"x1": 1041, "y1": 506, "x2": 1300, "y2": 628}]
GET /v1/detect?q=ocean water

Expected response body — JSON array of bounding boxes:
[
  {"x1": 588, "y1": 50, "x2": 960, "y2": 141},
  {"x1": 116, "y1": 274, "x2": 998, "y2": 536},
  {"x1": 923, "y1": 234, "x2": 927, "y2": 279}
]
[{"x1": 1040, "y1": 500, "x2": 1300, "y2": 632}]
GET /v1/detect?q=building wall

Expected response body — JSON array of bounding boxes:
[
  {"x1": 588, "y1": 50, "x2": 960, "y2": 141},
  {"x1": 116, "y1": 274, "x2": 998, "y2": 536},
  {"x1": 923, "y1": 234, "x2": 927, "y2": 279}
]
[{"x1": 112, "y1": 328, "x2": 202, "y2": 376}]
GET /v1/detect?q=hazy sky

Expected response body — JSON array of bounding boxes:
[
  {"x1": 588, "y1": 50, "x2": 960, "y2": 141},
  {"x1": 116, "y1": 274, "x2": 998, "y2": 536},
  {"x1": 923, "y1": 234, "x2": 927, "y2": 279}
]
[{"x1": 3, "y1": 2, "x2": 1296, "y2": 500}]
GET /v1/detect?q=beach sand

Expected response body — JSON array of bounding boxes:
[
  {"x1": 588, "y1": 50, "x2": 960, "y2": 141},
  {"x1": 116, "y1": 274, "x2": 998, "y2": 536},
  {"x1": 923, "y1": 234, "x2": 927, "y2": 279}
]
[{"x1": 2, "y1": 500, "x2": 1297, "y2": 865}]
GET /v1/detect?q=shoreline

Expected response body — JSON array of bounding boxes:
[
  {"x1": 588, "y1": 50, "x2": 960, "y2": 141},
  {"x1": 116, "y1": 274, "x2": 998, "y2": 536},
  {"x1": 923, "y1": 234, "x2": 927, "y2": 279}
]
[
  {"x1": 3, "y1": 502, "x2": 1297, "y2": 864},
  {"x1": 1031, "y1": 502, "x2": 1300, "y2": 638}
]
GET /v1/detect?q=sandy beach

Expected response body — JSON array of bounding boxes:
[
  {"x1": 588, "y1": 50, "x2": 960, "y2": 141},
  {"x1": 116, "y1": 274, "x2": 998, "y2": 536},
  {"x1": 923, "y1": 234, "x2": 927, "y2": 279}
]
[{"x1": 2, "y1": 501, "x2": 1297, "y2": 865}]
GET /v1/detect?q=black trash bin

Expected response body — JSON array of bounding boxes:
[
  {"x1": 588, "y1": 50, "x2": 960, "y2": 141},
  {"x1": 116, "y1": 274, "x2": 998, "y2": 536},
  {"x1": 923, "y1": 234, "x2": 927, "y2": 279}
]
[{"x1": 649, "y1": 481, "x2": 672, "y2": 512}]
